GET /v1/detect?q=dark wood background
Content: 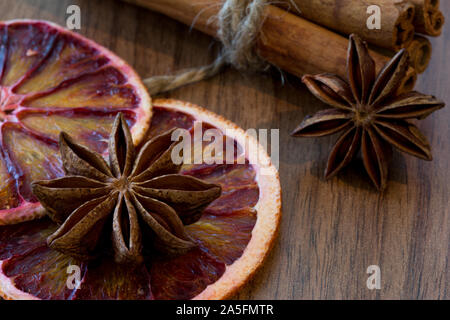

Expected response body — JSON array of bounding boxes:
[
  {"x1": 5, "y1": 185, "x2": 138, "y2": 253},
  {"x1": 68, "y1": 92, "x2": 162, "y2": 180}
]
[{"x1": 1, "y1": 0, "x2": 448, "y2": 299}]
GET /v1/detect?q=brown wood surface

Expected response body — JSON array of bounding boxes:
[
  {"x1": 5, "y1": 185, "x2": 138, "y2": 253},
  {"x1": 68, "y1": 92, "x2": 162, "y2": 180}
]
[{"x1": 0, "y1": 0, "x2": 448, "y2": 299}]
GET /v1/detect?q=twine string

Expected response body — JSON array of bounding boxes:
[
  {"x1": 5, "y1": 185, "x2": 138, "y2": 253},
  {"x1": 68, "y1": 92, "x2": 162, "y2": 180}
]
[{"x1": 143, "y1": 0, "x2": 269, "y2": 95}]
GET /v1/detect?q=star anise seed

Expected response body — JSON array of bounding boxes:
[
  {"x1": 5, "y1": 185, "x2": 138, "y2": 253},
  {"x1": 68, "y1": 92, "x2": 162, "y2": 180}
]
[
  {"x1": 291, "y1": 34, "x2": 445, "y2": 190},
  {"x1": 32, "y1": 113, "x2": 221, "y2": 265}
]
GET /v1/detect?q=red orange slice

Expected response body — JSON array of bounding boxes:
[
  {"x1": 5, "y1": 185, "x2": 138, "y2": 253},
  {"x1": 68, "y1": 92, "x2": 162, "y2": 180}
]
[
  {"x1": 0, "y1": 99, "x2": 281, "y2": 299},
  {"x1": 0, "y1": 20, "x2": 151, "y2": 225}
]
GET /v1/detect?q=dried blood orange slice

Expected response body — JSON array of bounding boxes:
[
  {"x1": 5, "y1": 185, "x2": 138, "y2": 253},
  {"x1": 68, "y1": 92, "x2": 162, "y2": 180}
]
[
  {"x1": 0, "y1": 20, "x2": 151, "y2": 225},
  {"x1": 0, "y1": 99, "x2": 281, "y2": 300}
]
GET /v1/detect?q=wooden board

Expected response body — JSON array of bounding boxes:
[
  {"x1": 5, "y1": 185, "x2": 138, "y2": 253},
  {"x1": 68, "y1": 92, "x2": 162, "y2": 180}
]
[{"x1": 0, "y1": 0, "x2": 448, "y2": 299}]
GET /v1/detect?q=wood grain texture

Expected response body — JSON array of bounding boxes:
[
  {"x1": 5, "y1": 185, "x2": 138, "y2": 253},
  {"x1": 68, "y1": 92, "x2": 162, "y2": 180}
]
[{"x1": 0, "y1": 0, "x2": 448, "y2": 299}]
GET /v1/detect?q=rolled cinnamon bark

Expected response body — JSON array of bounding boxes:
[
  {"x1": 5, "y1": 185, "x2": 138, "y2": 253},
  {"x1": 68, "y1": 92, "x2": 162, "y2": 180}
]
[
  {"x1": 278, "y1": 0, "x2": 415, "y2": 51},
  {"x1": 256, "y1": 5, "x2": 390, "y2": 78},
  {"x1": 410, "y1": 0, "x2": 445, "y2": 36},
  {"x1": 121, "y1": 0, "x2": 416, "y2": 93},
  {"x1": 398, "y1": 66, "x2": 418, "y2": 95},
  {"x1": 406, "y1": 35, "x2": 432, "y2": 73}
]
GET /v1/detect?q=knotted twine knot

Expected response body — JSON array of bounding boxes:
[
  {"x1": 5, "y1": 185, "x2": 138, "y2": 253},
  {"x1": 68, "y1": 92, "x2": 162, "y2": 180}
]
[{"x1": 143, "y1": 0, "x2": 269, "y2": 95}]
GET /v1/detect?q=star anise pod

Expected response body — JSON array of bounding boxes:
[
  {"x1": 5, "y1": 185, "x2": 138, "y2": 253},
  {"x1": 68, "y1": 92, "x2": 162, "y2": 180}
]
[
  {"x1": 291, "y1": 34, "x2": 445, "y2": 190},
  {"x1": 31, "y1": 113, "x2": 221, "y2": 265}
]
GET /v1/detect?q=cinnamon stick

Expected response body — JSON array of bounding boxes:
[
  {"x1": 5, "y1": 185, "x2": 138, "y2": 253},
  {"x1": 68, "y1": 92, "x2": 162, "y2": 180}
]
[
  {"x1": 410, "y1": 0, "x2": 445, "y2": 36},
  {"x1": 372, "y1": 33, "x2": 432, "y2": 74},
  {"x1": 398, "y1": 66, "x2": 418, "y2": 95},
  {"x1": 278, "y1": 0, "x2": 415, "y2": 51},
  {"x1": 406, "y1": 35, "x2": 432, "y2": 73},
  {"x1": 121, "y1": 0, "x2": 416, "y2": 93}
]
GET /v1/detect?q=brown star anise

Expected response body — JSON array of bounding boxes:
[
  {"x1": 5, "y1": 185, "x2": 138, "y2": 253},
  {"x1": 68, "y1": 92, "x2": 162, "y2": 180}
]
[
  {"x1": 31, "y1": 113, "x2": 221, "y2": 265},
  {"x1": 291, "y1": 34, "x2": 445, "y2": 190}
]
